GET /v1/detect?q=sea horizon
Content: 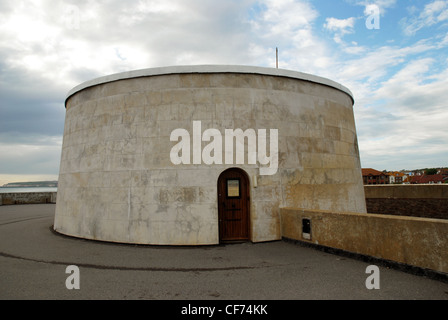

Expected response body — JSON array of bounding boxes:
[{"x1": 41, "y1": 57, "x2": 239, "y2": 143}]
[{"x1": 0, "y1": 187, "x2": 58, "y2": 194}]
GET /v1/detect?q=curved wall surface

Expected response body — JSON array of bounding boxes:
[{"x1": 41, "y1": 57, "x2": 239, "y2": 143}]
[{"x1": 54, "y1": 65, "x2": 366, "y2": 245}]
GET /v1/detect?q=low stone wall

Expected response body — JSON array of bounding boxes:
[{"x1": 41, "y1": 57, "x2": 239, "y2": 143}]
[
  {"x1": 0, "y1": 192, "x2": 57, "y2": 205},
  {"x1": 364, "y1": 184, "x2": 448, "y2": 220},
  {"x1": 280, "y1": 207, "x2": 448, "y2": 275},
  {"x1": 364, "y1": 184, "x2": 448, "y2": 199}
]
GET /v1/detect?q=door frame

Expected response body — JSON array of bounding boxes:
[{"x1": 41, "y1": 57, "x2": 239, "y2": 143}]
[{"x1": 217, "y1": 168, "x2": 251, "y2": 243}]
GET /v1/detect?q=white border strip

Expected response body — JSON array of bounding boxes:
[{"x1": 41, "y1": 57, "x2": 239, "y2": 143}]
[{"x1": 66, "y1": 65, "x2": 354, "y2": 104}]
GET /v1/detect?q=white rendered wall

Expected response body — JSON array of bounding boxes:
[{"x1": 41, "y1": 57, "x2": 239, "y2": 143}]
[{"x1": 54, "y1": 66, "x2": 366, "y2": 245}]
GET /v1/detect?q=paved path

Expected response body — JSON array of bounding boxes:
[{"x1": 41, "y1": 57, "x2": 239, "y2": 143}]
[{"x1": 0, "y1": 204, "x2": 447, "y2": 300}]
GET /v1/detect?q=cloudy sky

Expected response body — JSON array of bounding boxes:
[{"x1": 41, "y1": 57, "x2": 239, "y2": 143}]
[{"x1": 1, "y1": 0, "x2": 447, "y2": 185}]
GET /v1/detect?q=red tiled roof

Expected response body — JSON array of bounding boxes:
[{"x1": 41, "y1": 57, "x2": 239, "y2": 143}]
[
  {"x1": 362, "y1": 168, "x2": 386, "y2": 176},
  {"x1": 409, "y1": 174, "x2": 445, "y2": 184}
]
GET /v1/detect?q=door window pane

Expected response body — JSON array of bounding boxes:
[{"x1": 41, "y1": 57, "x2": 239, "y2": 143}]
[{"x1": 226, "y1": 179, "x2": 240, "y2": 198}]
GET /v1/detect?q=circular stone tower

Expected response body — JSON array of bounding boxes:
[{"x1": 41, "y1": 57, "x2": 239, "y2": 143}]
[{"x1": 54, "y1": 65, "x2": 366, "y2": 245}]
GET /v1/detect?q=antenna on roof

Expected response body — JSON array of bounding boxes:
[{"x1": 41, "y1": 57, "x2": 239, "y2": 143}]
[{"x1": 276, "y1": 47, "x2": 278, "y2": 69}]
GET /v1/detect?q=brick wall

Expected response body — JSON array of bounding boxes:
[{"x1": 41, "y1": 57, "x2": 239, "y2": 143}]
[
  {"x1": 364, "y1": 185, "x2": 448, "y2": 220},
  {"x1": 366, "y1": 198, "x2": 448, "y2": 219}
]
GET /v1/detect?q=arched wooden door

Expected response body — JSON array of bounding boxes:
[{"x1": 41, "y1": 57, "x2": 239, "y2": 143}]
[{"x1": 218, "y1": 168, "x2": 250, "y2": 242}]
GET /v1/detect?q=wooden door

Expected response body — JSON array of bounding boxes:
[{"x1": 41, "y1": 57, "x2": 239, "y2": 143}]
[{"x1": 218, "y1": 168, "x2": 250, "y2": 242}]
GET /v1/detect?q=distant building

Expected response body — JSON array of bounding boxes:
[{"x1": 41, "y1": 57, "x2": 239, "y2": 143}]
[
  {"x1": 387, "y1": 171, "x2": 407, "y2": 184},
  {"x1": 408, "y1": 174, "x2": 445, "y2": 184},
  {"x1": 362, "y1": 168, "x2": 389, "y2": 185}
]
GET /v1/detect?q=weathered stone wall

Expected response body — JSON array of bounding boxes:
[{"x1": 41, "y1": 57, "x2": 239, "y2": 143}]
[
  {"x1": 0, "y1": 192, "x2": 57, "y2": 205},
  {"x1": 54, "y1": 66, "x2": 365, "y2": 245},
  {"x1": 365, "y1": 185, "x2": 448, "y2": 220},
  {"x1": 280, "y1": 207, "x2": 448, "y2": 274}
]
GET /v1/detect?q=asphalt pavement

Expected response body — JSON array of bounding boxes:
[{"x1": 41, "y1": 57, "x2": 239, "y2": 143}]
[{"x1": 1, "y1": 204, "x2": 447, "y2": 301}]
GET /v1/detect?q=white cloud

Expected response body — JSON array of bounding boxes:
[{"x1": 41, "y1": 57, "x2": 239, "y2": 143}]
[
  {"x1": 332, "y1": 39, "x2": 436, "y2": 95},
  {"x1": 0, "y1": 135, "x2": 62, "y2": 176},
  {"x1": 255, "y1": 0, "x2": 318, "y2": 29},
  {"x1": 358, "y1": 108, "x2": 448, "y2": 170},
  {"x1": 324, "y1": 17, "x2": 357, "y2": 43},
  {"x1": 0, "y1": 0, "x2": 264, "y2": 91},
  {"x1": 401, "y1": 0, "x2": 448, "y2": 35},
  {"x1": 375, "y1": 58, "x2": 448, "y2": 114},
  {"x1": 0, "y1": 0, "x2": 447, "y2": 180},
  {"x1": 325, "y1": 17, "x2": 356, "y2": 32},
  {"x1": 354, "y1": 56, "x2": 448, "y2": 170},
  {"x1": 248, "y1": 0, "x2": 332, "y2": 72},
  {"x1": 352, "y1": 0, "x2": 397, "y2": 15}
]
